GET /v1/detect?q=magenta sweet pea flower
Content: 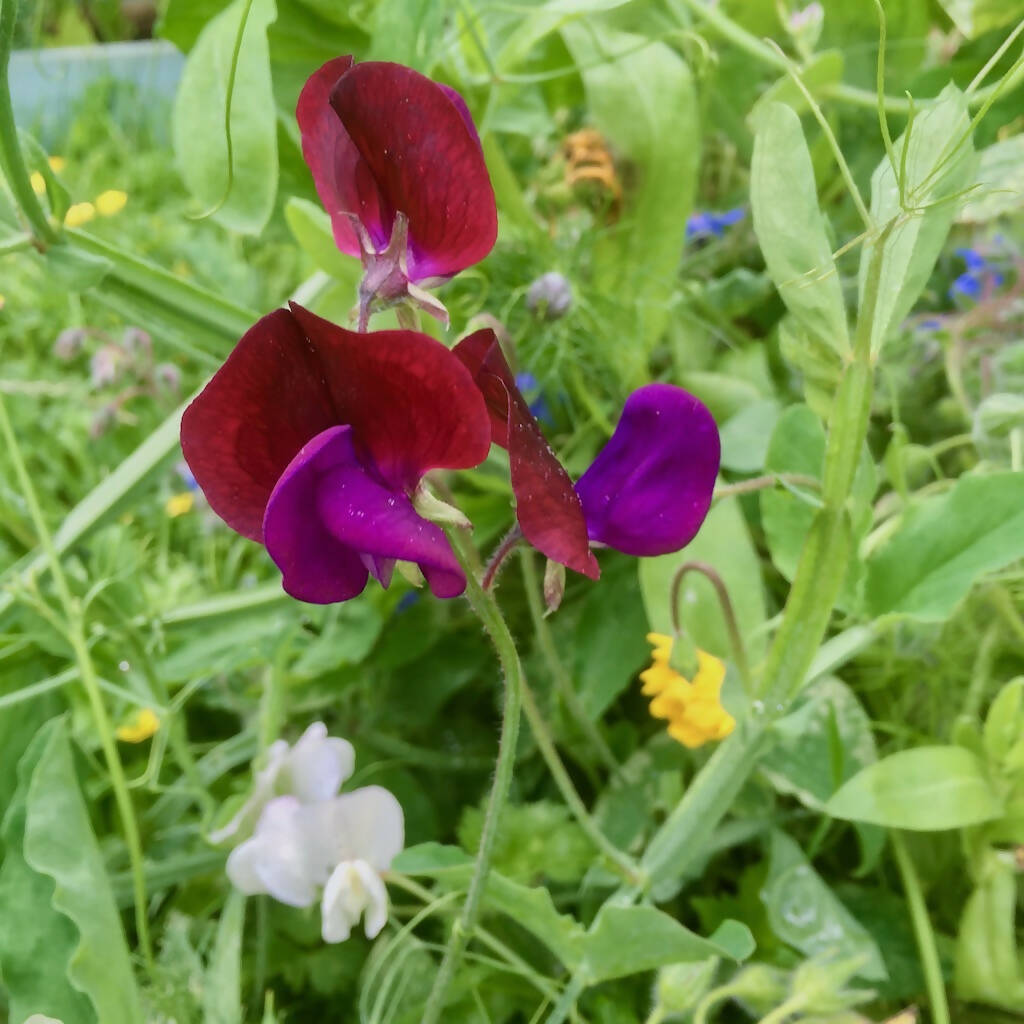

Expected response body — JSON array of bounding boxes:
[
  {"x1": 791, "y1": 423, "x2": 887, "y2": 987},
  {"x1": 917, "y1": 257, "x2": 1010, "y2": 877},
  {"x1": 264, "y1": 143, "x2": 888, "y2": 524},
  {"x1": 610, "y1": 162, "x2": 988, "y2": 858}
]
[
  {"x1": 180, "y1": 304, "x2": 491, "y2": 603},
  {"x1": 576, "y1": 383, "x2": 720, "y2": 557},
  {"x1": 297, "y1": 57, "x2": 497, "y2": 326}
]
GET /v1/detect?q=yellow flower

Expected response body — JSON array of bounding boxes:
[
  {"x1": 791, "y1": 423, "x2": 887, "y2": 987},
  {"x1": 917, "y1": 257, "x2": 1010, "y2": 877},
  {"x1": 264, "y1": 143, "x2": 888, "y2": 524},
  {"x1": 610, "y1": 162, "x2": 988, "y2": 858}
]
[
  {"x1": 64, "y1": 202, "x2": 96, "y2": 227},
  {"x1": 0, "y1": 295, "x2": 5, "y2": 310},
  {"x1": 165, "y1": 492, "x2": 195, "y2": 518},
  {"x1": 95, "y1": 189, "x2": 127, "y2": 217},
  {"x1": 116, "y1": 708, "x2": 160, "y2": 743},
  {"x1": 48, "y1": 156, "x2": 66, "y2": 173},
  {"x1": 639, "y1": 633, "x2": 735, "y2": 749},
  {"x1": 30, "y1": 171, "x2": 46, "y2": 195}
]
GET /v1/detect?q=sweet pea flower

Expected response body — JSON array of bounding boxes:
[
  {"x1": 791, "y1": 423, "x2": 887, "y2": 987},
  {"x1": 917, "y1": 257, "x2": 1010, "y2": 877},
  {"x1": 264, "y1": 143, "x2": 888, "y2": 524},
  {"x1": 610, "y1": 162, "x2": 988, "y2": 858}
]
[
  {"x1": 298, "y1": 56, "x2": 497, "y2": 327},
  {"x1": 211, "y1": 722, "x2": 355, "y2": 843},
  {"x1": 454, "y1": 331, "x2": 719, "y2": 572},
  {"x1": 181, "y1": 303, "x2": 491, "y2": 603},
  {"x1": 227, "y1": 787, "x2": 404, "y2": 943}
]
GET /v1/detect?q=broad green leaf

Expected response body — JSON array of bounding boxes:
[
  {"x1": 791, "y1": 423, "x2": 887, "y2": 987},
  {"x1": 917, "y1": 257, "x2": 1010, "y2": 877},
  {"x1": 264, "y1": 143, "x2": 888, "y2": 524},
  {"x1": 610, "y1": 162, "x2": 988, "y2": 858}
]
[
  {"x1": 984, "y1": 678, "x2": 1024, "y2": 766},
  {"x1": 159, "y1": 0, "x2": 232, "y2": 51},
  {"x1": 865, "y1": 472, "x2": 1024, "y2": 620},
  {"x1": 859, "y1": 84, "x2": 975, "y2": 352},
  {"x1": 173, "y1": 0, "x2": 279, "y2": 234},
  {"x1": 562, "y1": 24, "x2": 698, "y2": 362},
  {"x1": 203, "y1": 889, "x2": 246, "y2": 1024},
  {"x1": 719, "y1": 398, "x2": 781, "y2": 473},
  {"x1": 0, "y1": 719, "x2": 142, "y2": 1024},
  {"x1": 761, "y1": 831, "x2": 887, "y2": 981},
  {"x1": 579, "y1": 906, "x2": 753, "y2": 983},
  {"x1": 640, "y1": 494, "x2": 767, "y2": 662},
  {"x1": 498, "y1": 0, "x2": 629, "y2": 72},
  {"x1": 958, "y1": 135, "x2": 1024, "y2": 222},
  {"x1": 750, "y1": 51, "x2": 844, "y2": 122},
  {"x1": 827, "y1": 746, "x2": 1003, "y2": 830},
  {"x1": 366, "y1": 0, "x2": 446, "y2": 69},
  {"x1": 937, "y1": 0, "x2": 1024, "y2": 38},
  {"x1": 751, "y1": 102, "x2": 849, "y2": 356},
  {"x1": 42, "y1": 245, "x2": 113, "y2": 292},
  {"x1": 392, "y1": 841, "x2": 473, "y2": 875},
  {"x1": 284, "y1": 197, "x2": 361, "y2": 282}
]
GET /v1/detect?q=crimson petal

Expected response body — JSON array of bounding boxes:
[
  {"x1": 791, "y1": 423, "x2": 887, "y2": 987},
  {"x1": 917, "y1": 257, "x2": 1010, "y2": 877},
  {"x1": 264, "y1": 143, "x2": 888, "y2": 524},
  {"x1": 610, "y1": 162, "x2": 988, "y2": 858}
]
[
  {"x1": 180, "y1": 309, "x2": 337, "y2": 542},
  {"x1": 575, "y1": 384, "x2": 720, "y2": 557},
  {"x1": 329, "y1": 61, "x2": 497, "y2": 281},
  {"x1": 289, "y1": 303, "x2": 491, "y2": 493},
  {"x1": 453, "y1": 330, "x2": 598, "y2": 579}
]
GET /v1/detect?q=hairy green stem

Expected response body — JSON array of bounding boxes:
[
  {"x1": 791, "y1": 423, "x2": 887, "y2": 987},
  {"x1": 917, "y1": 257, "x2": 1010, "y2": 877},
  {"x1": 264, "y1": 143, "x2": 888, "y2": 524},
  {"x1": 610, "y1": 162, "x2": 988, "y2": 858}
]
[
  {"x1": 892, "y1": 831, "x2": 951, "y2": 1024},
  {"x1": 421, "y1": 529, "x2": 524, "y2": 1024},
  {"x1": 0, "y1": 393, "x2": 154, "y2": 971}
]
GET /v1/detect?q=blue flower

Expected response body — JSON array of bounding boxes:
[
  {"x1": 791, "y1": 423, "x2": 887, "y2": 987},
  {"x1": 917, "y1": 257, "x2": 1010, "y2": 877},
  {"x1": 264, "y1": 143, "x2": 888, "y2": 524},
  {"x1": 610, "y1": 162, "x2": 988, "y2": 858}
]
[
  {"x1": 686, "y1": 207, "x2": 745, "y2": 241},
  {"x1": 514, "y1": 371, "x2": 552, "y2": 424},
  {"x1": 955, "y1": 247, "x2": 986, "y2": 273}
]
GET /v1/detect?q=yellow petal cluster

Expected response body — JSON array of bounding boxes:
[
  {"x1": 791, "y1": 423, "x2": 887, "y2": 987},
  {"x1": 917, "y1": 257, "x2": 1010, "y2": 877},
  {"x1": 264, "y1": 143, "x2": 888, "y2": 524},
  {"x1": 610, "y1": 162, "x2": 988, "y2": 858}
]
[
  {"x1": 639, "y1": 633, "x2": 735, "y2": 749},
  {"x1": 165, "y1": 492, "x2": 195, "y2": 518},
  {"x1": 116, "y1": 707, "x2": 160, "y2": 743},
  {"x1": 95, "y1": 189, "x2": 128, "y2": 217},
  {"x1": 64, "y1": 202, "x2": 96, "y2": 227}
]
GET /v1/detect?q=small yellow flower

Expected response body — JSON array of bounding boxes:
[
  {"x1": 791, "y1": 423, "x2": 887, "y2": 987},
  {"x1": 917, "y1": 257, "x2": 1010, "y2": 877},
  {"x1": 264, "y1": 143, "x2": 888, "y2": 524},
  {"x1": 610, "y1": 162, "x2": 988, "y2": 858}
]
[
  {"x1": 48, "y1": 156, "x2": 66, "y2": 173},
  {"x1": 95, "y1": 189, "x2": 127, "y2": 217},
  {"x1": 64, "y1": 202, "x2": 96, "y2": 228},
  {"x1": 116, "y1": 707, "x2": 160, "y2": 743},
  {"x1": 165, "y1": 492, "x2": 195, "y2": 518},
  {"x1": 0, "y1": 295, "x2": 5, "y2": 310},
  {"x1": 30, "y1": 171, "x2": 46, "y2": 195},
  {"x1": 639, "y1": 633, "x2": 735, "y2": 749}
]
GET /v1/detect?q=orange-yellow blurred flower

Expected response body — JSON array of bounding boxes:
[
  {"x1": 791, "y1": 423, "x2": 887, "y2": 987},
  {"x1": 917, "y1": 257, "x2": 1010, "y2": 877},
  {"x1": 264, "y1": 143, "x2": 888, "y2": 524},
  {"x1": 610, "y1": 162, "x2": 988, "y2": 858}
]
[
  {"x1": 64, "y1": 202, "x2": 95, "y2": 227},
  {"x1": 116, "y1": 707, "x2": 160, "y2": 743},
  {"x1": 165, "y1": 492, "x2": 195, "y2": 518},
  {"x1": 640, "y1": 633, "x2": 735, "y2": 748},
  {"x1": 96, "y1": 189, "x2": 127, "y2": 217}
]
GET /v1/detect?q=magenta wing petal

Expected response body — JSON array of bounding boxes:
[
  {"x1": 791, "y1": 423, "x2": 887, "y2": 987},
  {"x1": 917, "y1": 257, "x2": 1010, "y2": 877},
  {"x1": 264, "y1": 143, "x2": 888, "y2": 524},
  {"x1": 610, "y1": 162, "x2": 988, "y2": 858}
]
[
  {"x1": 289, "y1": 303, "x2": 491, "y2": 492},
  {"x1": 329, "y1": 61, "x2": 497, "y2": 281},
  {"x1": 453, "y1": 330, "x2": 599, "y2": 579},
  {"x1": 575, "y1": 384, "x2": 720, "y2": 557},
  {"x1": 263, "y1": 427, "x2": 371, "y2": 603},
  {"x1": 297, "y1": 56, "x2": 391, "y2": 256},
  {"x1": 180, "y1": 309, "x2": 337, "y2": 543}
]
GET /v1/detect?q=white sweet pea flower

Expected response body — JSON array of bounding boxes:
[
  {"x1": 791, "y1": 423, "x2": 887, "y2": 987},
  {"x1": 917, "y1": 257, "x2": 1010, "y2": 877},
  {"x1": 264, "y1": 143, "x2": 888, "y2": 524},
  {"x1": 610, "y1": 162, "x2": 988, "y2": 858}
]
[
  {"x1": 210, "y1": 722, "x2": 355, "y2": 843},
  {"x1": 226, "y1": 785, "x2": 404, "y2": 943}
]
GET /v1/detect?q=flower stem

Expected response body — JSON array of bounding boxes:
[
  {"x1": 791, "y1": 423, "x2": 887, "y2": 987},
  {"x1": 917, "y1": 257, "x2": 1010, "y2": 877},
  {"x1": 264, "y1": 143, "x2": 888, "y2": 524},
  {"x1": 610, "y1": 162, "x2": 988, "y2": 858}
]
[
  {"x1": 421, "y1": 529, "x2": 524, "y2": 1024},
  {"x1": 0, "y1": 392, "x2": 154, "y2": 971},
  {"x1": 891, "y1": 831, "x2": 950, "y2": 1024}
]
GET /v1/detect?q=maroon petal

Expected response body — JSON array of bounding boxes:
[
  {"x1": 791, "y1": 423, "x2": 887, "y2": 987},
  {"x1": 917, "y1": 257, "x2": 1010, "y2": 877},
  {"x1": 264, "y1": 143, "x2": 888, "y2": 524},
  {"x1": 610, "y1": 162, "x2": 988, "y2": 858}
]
[
  {"x1": 263, "y1": 427, "x2": 370, "y2": 603},
  {"x1": 329, "y1": 61, "x2": 497, "y2": 281},
  {"x1": 453, "y1": 330, "x2": 598, "y2": 579},
  {"x1": 297, "y1": 56, "x2": 390, "y2": 257},
  {"x1": 180, "y1": 309, "x2": 337, "y2": 542},
  {"x1": 575, "y1": 384, "x2": 720, "y2": 557},
  {"x1": 289, "y1": 303, "x2": 491, "y2": 492}
]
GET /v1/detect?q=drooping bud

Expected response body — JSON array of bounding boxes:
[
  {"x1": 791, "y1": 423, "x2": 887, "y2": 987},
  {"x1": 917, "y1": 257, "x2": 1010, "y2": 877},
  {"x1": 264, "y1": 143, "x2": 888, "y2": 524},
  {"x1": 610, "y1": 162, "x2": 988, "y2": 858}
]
[
  {"x1": 53, "y1": 326, "x2": 88, "y2": 360},
  {"x1": 412, "y1": 482, "x2": 472, "y2": 530},
  {"x1": 543, "y1": 558, "x2": 565, "y2": 613}
]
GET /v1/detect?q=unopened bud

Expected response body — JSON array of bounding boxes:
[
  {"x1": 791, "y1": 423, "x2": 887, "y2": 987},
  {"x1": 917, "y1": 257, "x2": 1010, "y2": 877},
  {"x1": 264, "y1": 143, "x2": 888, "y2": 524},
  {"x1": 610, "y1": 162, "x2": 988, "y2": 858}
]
[
  {"x1": 543, "y1": 559, "x2": 565, "y2": 612},
  {"x1": 53, "y1": 327, "x2": 88, "y2": 360},
  {"x1": 154, "y1": 362, "x2": 183, "y2": 394},
  {"x1": 89, "y1": 404, "x2": 117, "y2": 438},
  {"x1": 90, "y1": 345, "x2": 123, "y2": 388},
  {"x1": 975, "y1": 393, "x2": 1024, "y2": 439},
  {"x1": 654, "y1": 957, "x2": 719, "y2": 1013},
  {"x1": 412, "y1": 484, "x2": 471, "y2": 529},
  {"x1": 526, "y1": 272, "x2": 573, "y2": 320},
  {"x1": 729, "y1": 964, "x2": 790, "y2": 1015},
  {"x1": 121, "y1": 326, "x2": 151, "y2": 354}
]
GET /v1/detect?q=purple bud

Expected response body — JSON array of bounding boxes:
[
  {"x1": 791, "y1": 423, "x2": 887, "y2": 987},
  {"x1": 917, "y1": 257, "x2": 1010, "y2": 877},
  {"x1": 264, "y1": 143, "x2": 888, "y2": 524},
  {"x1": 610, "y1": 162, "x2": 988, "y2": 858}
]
[
  {"x1": 154, "y1": 362, "x2": 182, "y2": 394},
  {"x1": 53, "y1": 327, "x2": 88, "y2": 361},
  {"x1": 90, "y1": 345, "x2": 123, "y2": 388},
  {"x1": 89, "y1": 404, "x2": 117, "y2": 438},
  {"x1": 526, "y1": 272, "x2": 573, "y2": 320},
  {"x1": 121, "y1": 327, "x2": 152, "y2": 354}
]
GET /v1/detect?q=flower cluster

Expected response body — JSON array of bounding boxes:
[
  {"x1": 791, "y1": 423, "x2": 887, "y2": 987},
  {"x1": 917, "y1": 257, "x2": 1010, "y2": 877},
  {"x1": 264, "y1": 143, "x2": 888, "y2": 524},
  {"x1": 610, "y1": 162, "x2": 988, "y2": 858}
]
[
  {"x1": 181, "y1": 55, "x2": 721, "y2": 606},
  {"x1": 949, "y1": 246, "x2": 1003, "y2": 302},
  {"x1": 31, "y1": 157, "x2": 128, "y2": 227},
  {"x1": 640, "y1": 634, "x2": 735, "y2": 748},
  {"x1": 217, "y1": 723, "x2": 404, "y2": 943}
]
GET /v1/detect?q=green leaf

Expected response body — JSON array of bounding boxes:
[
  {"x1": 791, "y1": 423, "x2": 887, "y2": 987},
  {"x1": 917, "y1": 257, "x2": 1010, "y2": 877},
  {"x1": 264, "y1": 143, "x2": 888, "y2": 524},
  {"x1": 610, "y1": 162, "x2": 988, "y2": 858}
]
[
  {"x1": 579, "y1": 906, "x2": 753, "y2": 983},
  {"x1": 827, "y1": 746, "x2": 1003, "y2": 830},
  {"x1": 750, "y1": 50, "x2": 844, "y2": 123},
  {"x1": 936, "y1": 0, "x2": 1024, "y2": 38},
  {"x1": 392, "y1": 841, "x2": 474, "y2": 875},
  {"x1": 719, "y1": 398, "x2": 782, "y2": 473},
  {"x1": 284, "y1": 196, "x2": 361, "y2": 282},
  {"x1": 761, "y1": 831, "x2": 887, "y2": 981},
  {"x1": 365, "y1": 0, "x2": 446, "y2": 69},
  {"x1": 958, "y1": 134, "x2": 1024, "y2": 222},
  {"x1": 751, "y1": 102, "x2": 849, "y2": 356},
  {"x1": 203, "y1": 890, "x2": 246, "y2": 1024},
  {"x1": 0, "y1": 719, "x2": 142, "y2": 1024},
  {"x1": 865, "y1": 472, "x2": 1024, "y2": 620},
  {"x1": 860, "y1": 84, "x2": 975, "y2": 352},
  {"x1": 42, "y1": 245, "x2": 113, "y2": 292},
  {"x1": 640, "y1": 489, "x2": 767, "y2": 662},
  {"x1": 172, "y1": 0, "x2": 279, "y2": 234}
]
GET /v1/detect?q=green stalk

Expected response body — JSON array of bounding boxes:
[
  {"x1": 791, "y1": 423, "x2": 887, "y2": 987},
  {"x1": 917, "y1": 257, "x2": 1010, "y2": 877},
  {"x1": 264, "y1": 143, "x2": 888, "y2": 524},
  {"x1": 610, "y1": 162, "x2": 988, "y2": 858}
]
[
  {"x1": 0, "y1": 0, "x2": 58, "y2": 245},
  {"x1": 421, "y1": 529, "x2": 524, "y2": 1024},
  {"x1": 0, "y1": 393, "x2": 154, "y2": 971},
  {"x1": 891, "y1": 831, "x2": 951, "y2": 1024}
]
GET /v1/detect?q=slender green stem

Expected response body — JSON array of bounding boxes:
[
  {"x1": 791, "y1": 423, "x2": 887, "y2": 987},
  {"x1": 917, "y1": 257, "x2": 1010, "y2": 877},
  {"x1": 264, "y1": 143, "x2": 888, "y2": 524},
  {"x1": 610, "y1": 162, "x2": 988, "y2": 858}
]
[
  {"x1": 891, "y1": 832, "x2": 951, "y2": 1024},
  {"x1": 0, "y1": 0, "x2": 58, "y2": 245},
  {"x1": 520, "y1": 550, "x2": 620, "y2": 776},
  {"x1": 519, "y1": 678, "x2": 643, "y2": 884},
  {"x1": 421, "y1": 530, "x2": 524, "y2": 1024},
  {"x1": 0, "y1": 393, "x2": 154, "y2": 971}
]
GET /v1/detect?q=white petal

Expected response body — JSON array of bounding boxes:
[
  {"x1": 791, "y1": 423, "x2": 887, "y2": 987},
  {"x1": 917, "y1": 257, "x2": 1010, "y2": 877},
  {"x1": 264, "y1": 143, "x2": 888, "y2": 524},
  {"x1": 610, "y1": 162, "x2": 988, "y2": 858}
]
[
  {"x1": 209, "y1": 739, "x2": 290, "y2": 844},
  {"x1": 320, "y1": 859, "x2": 390, "y2": 943},
  {"x1": 356, "y1": 861, "x2": 390, "y2": 939},
  {"x1": 316, "y1": 786, "x2": 405, "y2": 871},
  {"x1": 288, "y1": 723, "x2": 355, "y2": 803}
]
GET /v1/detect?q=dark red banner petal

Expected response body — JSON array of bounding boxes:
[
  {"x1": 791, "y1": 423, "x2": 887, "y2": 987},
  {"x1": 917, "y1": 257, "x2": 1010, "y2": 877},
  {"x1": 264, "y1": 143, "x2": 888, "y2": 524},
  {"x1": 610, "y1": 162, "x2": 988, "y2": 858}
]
[
  {"x1": 330, "y1": 61, "x2": 497, "y2": 282},
  {"x1": 180, "y1": 309, "x2": 337, "y2": 542},
  {"x1": 297, "y1": 56, "x2": 390, "y2": 256},
  {"x1": 452, "y1": 330, "x2": 598, "y2": 579},
  {"x1": 289, "y1": 303, "x2": 491, "y2": 493}
]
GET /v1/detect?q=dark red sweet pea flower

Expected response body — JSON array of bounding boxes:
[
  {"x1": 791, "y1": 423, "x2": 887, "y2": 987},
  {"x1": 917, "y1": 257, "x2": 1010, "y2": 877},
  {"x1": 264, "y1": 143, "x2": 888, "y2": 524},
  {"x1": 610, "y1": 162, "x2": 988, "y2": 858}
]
[
  {"x1": 297, "y1": 57, "x2": 497, "y2": 326},
  {"x1": 180, "y1": 304, "x2": 491, "y2": 603},
  {"x1": 453, "y1": 330, "x2": 599, "y2": 579},
  {"x1": 575, "y1": 384, "x2": 720, "y2": 557}
]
